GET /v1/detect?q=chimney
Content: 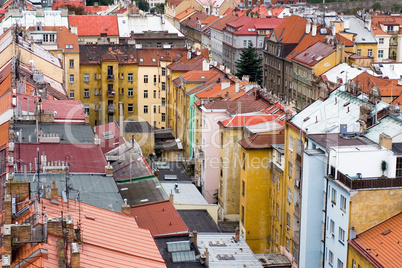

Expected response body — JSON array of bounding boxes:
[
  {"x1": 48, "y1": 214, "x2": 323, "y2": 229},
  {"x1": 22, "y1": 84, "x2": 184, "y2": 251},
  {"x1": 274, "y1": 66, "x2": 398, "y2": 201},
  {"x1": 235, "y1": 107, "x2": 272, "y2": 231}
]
[
  {"x1": 50, "y1": 180, "x2": 58, "y2": 203},
  {"x1": 221, "y1": 79, "x2": 230, "y2": 90},
  {"x1": 235, "y1": 81, "x2": 240, "y2": 93},
  {"x1": 193, "y1": 230, "x2": 198, "y2": 246},
  {"x1": 105, "y1": 162, "x2": 113, "y2": 176},
  {"x1": 305, "y1": 20, "x2": 311, "y2": 34},
  {"x1": 169, "y1": 193, "x2": 174, "y2": 203},
  {"x1": 332, "y1": 25, "x2": 336, "y2": 36},
  {"x1": 242, "y1": 75, "x2": 249, "y2": 82},
  {"x1": 70, "y1": 243, "x2": 80, "y2": 268},
  {"x1": 70, "y1": 25, "x2": 77, "y2": 35},
  {"x1": 84, "y1": 114, "x2": 89, "y2": 124},
  {"x1": 121, "y1": 199, "x2": 131, "y2": 215},
  {"x1": 379, "y1": 133, "x2": 392, "y2": 150},
  {"x1": 202, "y1": 59, "x2": 210, "y2": 71},
  {"x1": 235, "y1": 227, "x2": 240, "y2": 241},
  {"x1": 225, "y1": 67, "x2": 230, "y2": 74},
  {"x1": 205, "y1": 248, "x2": 210, "y2": 267},
  {"x1": 4, "y1": 195, "x2": 12, "y2": 225},
  {"x1": 187, "y1": 50, "x2": 191, "y2": 60},
  {"x1": 350, "y1": 227, "x2": 356, "y2": 240},
  {"x1": 312, "y1": 22, "x2": 317, "y2": 37},
  {"x1": 119, "y1": 102, "x2": 124, "y2": 137},
  {"x1": 245, "y1": 82, "x2": 254, "y2": 92}
]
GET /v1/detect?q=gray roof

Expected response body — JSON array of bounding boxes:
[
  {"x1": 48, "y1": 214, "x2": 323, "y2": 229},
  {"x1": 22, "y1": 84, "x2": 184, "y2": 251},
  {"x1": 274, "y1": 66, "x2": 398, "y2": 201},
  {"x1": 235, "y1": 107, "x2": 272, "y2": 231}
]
[
  {"x1": 254, "y1": 254, "x2": 291, "y2": 267},
  {"x1": 154, "y1": 162, "x2": 192, "y2": 181},
  {"x1": 117, "y1": 176, "x2": 169, "y2": 206},
  {"x1": 154, "y1": 128, "x2": 175, "y2": 140},
  {"x1": 14, "y1": 173, "x2": 123, "y2": 212},
  {"x1": 365, "y1": 116, "x2": 402, "y2": 144},
  {"x1": 160, "y1": 182, "x2": 208, "y2": 205},
  {"x1": 339, "y1": 16, "x2": 377, "y2": 44},
  {"x1": 123, "y1": 121, "x2": 154, "y2": 133},
  {"x1": 178, "y1": 210, "x2": 220, "y2": 233},
  {"x1": 105, "y1": 141, "x2": 152, "y2": 181},
  {"x1": 14, "y1": 122, "x2": 95, "y2": 143}
]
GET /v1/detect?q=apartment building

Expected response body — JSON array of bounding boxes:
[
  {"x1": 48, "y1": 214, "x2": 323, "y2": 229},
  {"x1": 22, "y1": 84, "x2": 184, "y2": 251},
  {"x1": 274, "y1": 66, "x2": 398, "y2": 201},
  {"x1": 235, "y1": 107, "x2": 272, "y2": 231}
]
[{"x1": 371, "y1": 14, "x2": 402, "y2": 62}]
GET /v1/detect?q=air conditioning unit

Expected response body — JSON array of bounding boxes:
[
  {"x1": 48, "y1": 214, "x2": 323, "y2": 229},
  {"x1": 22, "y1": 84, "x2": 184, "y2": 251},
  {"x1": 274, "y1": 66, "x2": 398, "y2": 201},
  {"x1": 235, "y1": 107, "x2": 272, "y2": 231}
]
[
  {"x1": 8, "y1": 142, "x2": 14, "y2": 152},
  {"x1": 8, "y1": 155, "x2": 14, "y2": 166}
]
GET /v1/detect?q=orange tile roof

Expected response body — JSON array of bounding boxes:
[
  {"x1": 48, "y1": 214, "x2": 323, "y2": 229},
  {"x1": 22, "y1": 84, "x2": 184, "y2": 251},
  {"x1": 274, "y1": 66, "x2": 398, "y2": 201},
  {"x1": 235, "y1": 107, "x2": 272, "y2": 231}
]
[
  {"x1": 175, "y1": 7, "x2": 197, "y2": 20},
  {"x1": 13, "y1": 197, "x2": 166, "y2": 268},
  {"x1": 195, "y1": 79, "x2": 248, "y2": 100},
  {"x1": 137, "y1": 48, "x2": 186, "y2": 66},
  {"x1": 286, "y1": 27, "x2": 328, "y2": 61},
  {"x1": 29, "y1": 26, "x2": 79, "y2": 52},
  {"x1": 209, "y1": 14, "x2": 239, "y2": 31},
  {"x1": 0, "y1": 121, "x2": 9, "y2": 148},
  {"x1": 69, "y1": 15, "x2": 119, "y2": 36},
  {"x1": 239, "y1": 132, "x2": 284, "y2": 149},
  {"x1": 348, "y1": 212, "x2": 402, "y2": 268},
  {"x1": 0, "y1": 91, "x2": 11, "y2": 115},
  {"x1": 167, "y1": 49, "x2": 208, "y2": 72},
  {"x1": 293, "y1": 41, "x2": 336, "y2": 67},
  {"x1": 181, "y1": 68, "x2": 224, "y2": 84},
  {"x1": 371, "y1": 15, "x2": 402, "y2": 35},
  {"x1": 336, "y1": 33, "x2": 354, "y2": 47},
  {"x1": 130, "y1": 200, "x2": 189, "y2": 238},
  {"x1": 272, "y1": 15, "x2": 307, "y2": 44},
  {"x1": 85, "y1": 5, "x2": 109, "y2": 13},
  {"x1": 353, "y1": 72, "x2": 402, "y2": 98},
  {"x1": 219, "y1": 114, "x2": 281, "y2": 128},
  {"x1": 52, "y1": 0, "x2": 84, "y2": 9}
]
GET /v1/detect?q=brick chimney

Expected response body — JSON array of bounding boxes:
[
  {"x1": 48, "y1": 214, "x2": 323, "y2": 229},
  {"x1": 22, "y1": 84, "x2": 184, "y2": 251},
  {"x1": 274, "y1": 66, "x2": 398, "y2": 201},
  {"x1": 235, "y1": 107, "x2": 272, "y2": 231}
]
[
  {"x1": 121, "y1": 199, "x2": 131, "y2": 215},
  {"x1": 379, "y1": 133, "x2": 392, "y2": 150},
  {"x1": 6, "y1": 180, "x2": 30, "y2": 203},
  {"x1": 169, "y1": 193, "x2": 174, "y2": 203},
  {"x1": 70, "y1": 242, "x2": 80, "y2": 268},
  {"x1": 235, "y1": 227, "x2": 240, "y2": 241},
  {"x1": 105, "y1": 162, "x2": 113, "y2": 176},
  {"x1": 193, "y1": 230, "x2": 198, "y2": 246},
  {"x1": 50, "y1": 180, "x2": 58, "y2": 203}
]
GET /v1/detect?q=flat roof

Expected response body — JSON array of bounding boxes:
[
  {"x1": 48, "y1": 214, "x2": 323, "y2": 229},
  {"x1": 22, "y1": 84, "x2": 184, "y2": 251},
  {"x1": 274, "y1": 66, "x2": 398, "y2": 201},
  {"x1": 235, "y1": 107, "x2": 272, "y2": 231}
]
[
  {"x1": 178, "y1": 210, "x2": 220, "y2": 233},
  {"x1": 308, "y1": 133, "x2": 373, "y2": 148},
  {"x1": 155, "y1": 162, "x2": 192, "y2": 182},
  {"x1": 160, "y1": 182, "x2": 208, "y2": 205}
]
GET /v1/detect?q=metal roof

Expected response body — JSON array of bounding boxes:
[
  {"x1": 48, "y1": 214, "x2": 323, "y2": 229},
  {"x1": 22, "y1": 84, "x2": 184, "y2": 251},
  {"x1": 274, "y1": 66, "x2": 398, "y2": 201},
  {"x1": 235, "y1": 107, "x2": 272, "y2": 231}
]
[
  {"x1": 155, "y1": 161, "x2": 192, "y2": 182},
  {"x1": 178, "y1": 210, "x2": 220, "y2": 233},
  {"x1": 14, "y1": 173, "x2": 123, "y2": 212},
  {"x1": 160, "y1": 182, "x2": 208, "y2": 205}
]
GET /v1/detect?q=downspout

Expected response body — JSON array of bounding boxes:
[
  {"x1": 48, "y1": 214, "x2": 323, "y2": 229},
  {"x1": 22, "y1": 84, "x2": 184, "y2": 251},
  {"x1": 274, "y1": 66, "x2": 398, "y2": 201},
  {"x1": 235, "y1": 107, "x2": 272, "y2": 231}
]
[{"x1": 322, "y1": 148, "x2": 331, "y2": 268}]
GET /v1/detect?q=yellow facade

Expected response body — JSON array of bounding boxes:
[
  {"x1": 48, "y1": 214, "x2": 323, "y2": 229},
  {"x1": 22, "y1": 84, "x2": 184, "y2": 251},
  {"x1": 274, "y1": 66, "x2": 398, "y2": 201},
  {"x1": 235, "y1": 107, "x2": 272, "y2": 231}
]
[
  {"x1": 167, "y1": 70, "x2": 186, "y2": 139},
  {"x1": 79, "y1": 61, "x2": 139, "y2": 126},
  {"x1": 349, "y1": 188, "x2": 402, "y2": 234},
  {"x1": 239, "y1": 147, "x2": 272, "y2": 253},
  {"x1": 123, "y1": 132, "x2": 154, "y2": 157},
  {"x1": 312, "y1": 45, "x2": 345, "y2": 77},
  {"x1": 347, "y1": 243, "x2": 375, "y2": 268}
]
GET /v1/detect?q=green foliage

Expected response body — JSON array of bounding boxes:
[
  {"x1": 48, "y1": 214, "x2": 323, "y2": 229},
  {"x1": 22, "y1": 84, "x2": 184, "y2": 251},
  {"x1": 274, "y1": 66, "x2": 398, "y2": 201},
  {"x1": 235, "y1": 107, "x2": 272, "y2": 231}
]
[
  {"x1": 86, "y1": 0, "x2": 113, "y2": 6},
  {"x1": 135, "y1": 0, "x2": 150, "y2": 11},
  {"x1": 235, "y1": 43, "x2": 263, "y2": 85},
  {"x1": 391, "y1": 2, "x2": 401, "y2": 12},
  {"x1": 342, "y1": 8, "x2": 359, "y2": 15},
  {"x1": 372, "y1": 2, "x2": 381, "y2": 11},
  {"x1": 150, "y1": 3, "x2": 164, "y2": 14},
  {"x1": 381, "y1": 160, "x2": 387, "y2": 176},
  {"x1": 57, "y1": 5, "x2": 86, "y2": 14}
]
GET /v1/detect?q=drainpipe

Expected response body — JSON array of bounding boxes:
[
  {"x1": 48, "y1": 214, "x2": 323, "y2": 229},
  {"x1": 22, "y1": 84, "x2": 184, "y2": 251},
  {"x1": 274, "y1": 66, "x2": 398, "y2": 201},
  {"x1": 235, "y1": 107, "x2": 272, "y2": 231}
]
[{"x1": 322, "y1": 148, "x2": 331, "y2": 268}]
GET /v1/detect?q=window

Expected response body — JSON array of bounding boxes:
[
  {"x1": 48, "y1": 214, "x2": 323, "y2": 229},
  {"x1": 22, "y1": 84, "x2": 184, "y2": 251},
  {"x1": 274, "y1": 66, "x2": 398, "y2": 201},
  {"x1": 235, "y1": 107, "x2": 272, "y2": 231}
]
[
  {"x1": 286, "y1": 237, "x2": 290, "y2": 251},
  {"x1": 259, "y1": 40, "x2": 263, "y2": 47},
  {"x1": 153, "y1": 105, "x2": 156, "y2": 113},
  {"x1": 286, "y1": 213, "x2": 291, "y2": 228},
  {"x1": 84, "y1": 105, "x2": 89, "y2": 115},
  {"x1": 287, "y1": 188, "x2": 292, "y2": 203},
  {"x1": 219, "y1": 180, "x2": 223, "y2": 196},
  {"x1": 289, "y1": 137, "x2": 293, "y2": 151},
  {"x1": 154, "y1": 75, "x2": 157, "y2": 84},
  {"x1": 387, "y1": 25, "x2": 393, "y2": 31},
  {"x1": 157, "y1": 43, "x2": 162, "y2": 47},
  {"x1": 144, "y1": 105, "x2": 148, "y2": 113},
  {"x1": 162, "y1": 98, "x2": 166, "y2": 106},
  {"x1": 120, "y1": 88, "x2": 124, "y2": 95},
  {"x1": 379, "y1": 38, "x2": 384, "y2": 44},
  {"x1": 357, "y1": 49, "x2": 361, "y2": 56},
  {"x1": 161, "y1": 82, "x2": 166, "y2": 91},
  {"x1": 243, "y1": 40, "x2": 247, "y2": 47},
  {"x1": 69, "y1": 74, "x2": 74, "y2": 83},
  {"x1": 276, "y1": 203, "x2": 279, "y2": 218},
  {"x1": 337, "y1": 259, "x2": 343, "y2": 268},
  {"x1": 144, "y1": 90, "x2": 148, "y2": 98},
  {"x1": 128, "y1": 73, "x2": 133, "y2": 81},
  {"x1": 162, "y1": 67, "x2": 166, "y2": 76},
  {"x1": 328, "y1": 250, "x2": 334, "y2": 266},
  {"x1": 275, "y1": 229, "x2": 278, "y2": 242},
  {"x1": 69, "y1": 90, "x2": 74, "y2": 99},
  {"x1": 368, "y1": 49, "x2": 372, "y2": 57},
  {"x1": 128, "y1": 88, "x2": 133, "y2": 97},
  {"x1": 242, "y1": 181, "x2": 245, "y2": 196},
  {"x1": 84, "y1": 89, "x2": 89, "y2": 98},
  {"x1": 339, "y1": 227, "x2": 345, "y2": 244},
  {"x1": 94, "y1": 89, "x2": 98, "y2": 96},
  {"x1": 330, "y1": 219, "x2": 335, "y2": 236},
  {"x1": 69, "y1": 59, "x2": 74, "y2": 68},
  {"x1": 352, "y1": 260, "x2": 356, "y2": 268},
  {"x1": 288, "y1": 162, "x2": 293, "y2": 178},
  {"x1": 153, "y1": 90, "x2": 157, "y2": 98},
  {"x1": 84, "y1": 74, "x2": 89, "y2": 83},
  {"x1": 99, "y1": 89, "x2": 101, "y2": 95},
  {"x1": 162, "y1": 113, "x2": 166, "y2": 122},
  {"x1": 128, "y1": 104, "x2": 133, "y2": 113},
  {"x1": 378, "y1": 50, "x2": 384, "y2": 58},
  {"x1": 331, "y1": 188, "x2": 337, "y2": 204},
  {"x1": 144, "y1": 75, "x2": 148, "y2": 83},
  {"x1": 248, "y1": 40, "x2": 252, "y2": 46},
  {"x1": 340, "y1": 195, "x2": 347, "y2": 211}
]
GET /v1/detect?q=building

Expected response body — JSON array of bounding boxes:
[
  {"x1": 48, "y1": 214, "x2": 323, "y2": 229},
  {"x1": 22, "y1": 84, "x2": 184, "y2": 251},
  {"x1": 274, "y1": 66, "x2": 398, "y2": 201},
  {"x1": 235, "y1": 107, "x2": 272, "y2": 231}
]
[
  {"x1": 121, "y1": 121, "x2": 155, "y2": 156},
  {"x1": 165, "y1": 0, "x2": 203, "y2": 26},
  {"x1": 69, "y1": 15, "x2": 119, "y2": 44},
  {"x1": 180, "y1": 11, "x2": 219, "y2": 48},
  {"x1": 371, "y1": 14, "x2": 402, "y2": 62},
  {"x1": 348, "y1": 212, "x2": 402, "y2": 268},
  {"x1": 209, "y1": 14, "x2": 238, "y2": 64},
  {"x1": 222, "y1": 16, "x2": 285, "y2": 74}
]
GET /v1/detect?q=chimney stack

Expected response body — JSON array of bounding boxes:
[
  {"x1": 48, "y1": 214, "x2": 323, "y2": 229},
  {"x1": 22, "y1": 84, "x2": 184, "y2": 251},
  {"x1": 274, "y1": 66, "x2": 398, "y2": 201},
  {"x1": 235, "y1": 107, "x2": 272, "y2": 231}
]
[
  {"x1": 235, "y1": 81, "x2": 240, "y2": 93},
  {"x1": 119, "y1": 102, "x2": 124, "y2": 138},
  {"x1": 242, "y1": 75, "x2": 249, "y2": 82},
  {"x1": 105, "y1": 162, "x2": 113, "y2": 176},
  {"x1": 122, "y1": 199, "x2": 131, "y2": 215},
  {"x1": 50, "y1": 180, "x2": 58, "y2": 203},
  {"x1": 312, "y1": 22, "x2": 317, "y2": 37},
  {"x1": 379, "y1": 133, "x2": 392, "y2": 150},
  {"x1": 221, "y1": 79, "x2": 231, "y2": 90},
  {"x1": 235, "y1": 226, "x2": 240, "y2": 241},
  {"x1": 169, "y1": 193, "x2": 174, "y2": 203},
  {"x1": 305, "y1": 20, "x2": 311, "y2": 34},
  {"x1": 193, "y1": 230, "x2": 198, "y2": 246},
  {"x1": 70, "y1": 243, "x2": 80, "y2": 268}
]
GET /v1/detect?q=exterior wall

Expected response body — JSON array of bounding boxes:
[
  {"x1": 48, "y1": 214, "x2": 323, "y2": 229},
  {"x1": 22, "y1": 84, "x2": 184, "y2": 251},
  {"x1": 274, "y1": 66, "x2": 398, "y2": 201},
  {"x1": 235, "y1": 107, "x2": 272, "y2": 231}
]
[
  {"x1": 79, "y1": 63, "x2": 139, "y2": 126},
  {"x1": 218, "y1": 127, "x2": 243, "y2": 221},
  {"x1": 200, "y1": 109, "x2": 229, "y2": 203},
  {"x1": 162, "y1": 150, "x2": 185, "y2": 161},
  {"x1": 165, "y1": 0, "x2": 203, "y2": 26},
  {"x1": 137, "y1": 65, "x2": 167, "y2": 129},
  {"x1": 374, "y1": 34, "x2": 390, "y2": 61},
  {"x1": 78, "y1": 35, "x2": 119, "y2": 44},
  {"x1": 299, "y1": 149, "x2": 325, "y2": 268},
  {"x1": 239, "y1": 147, "x2": 272, "y2": 253},
  {"x1": 349, "y1": 188, "x2": 402, "y2": 234},
  {"x1": 355, "y1": 43, "x2": 378, "y2": 62},
  {"x1": 210, "y1": 28, "x2": 225, "y2": 64},
  {"x1": 61, "y1": 52, "x2": 80, "y2": 100},
  {"x1": 123, "y1": 132, "x2": 154, "y2": 157},
  {"x1": 347, "y1": 243, "x2": 376, "y2": 268}
]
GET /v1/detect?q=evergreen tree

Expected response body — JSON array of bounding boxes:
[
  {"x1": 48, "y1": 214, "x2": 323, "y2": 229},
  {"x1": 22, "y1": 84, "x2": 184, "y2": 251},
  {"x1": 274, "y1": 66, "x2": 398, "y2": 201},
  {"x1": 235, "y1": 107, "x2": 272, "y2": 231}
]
[{"x1": 235, "y1": 43, "x2": 263, "y2": 85}]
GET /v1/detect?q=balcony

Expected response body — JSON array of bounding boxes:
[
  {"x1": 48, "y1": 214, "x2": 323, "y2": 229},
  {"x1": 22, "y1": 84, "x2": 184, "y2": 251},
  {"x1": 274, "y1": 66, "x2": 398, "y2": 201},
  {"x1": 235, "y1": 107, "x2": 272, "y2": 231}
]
[
  {"x1": 330, "y1": 169, "x2": 402, "y2": 189},
  {"x1": 387, "y1": 30, "x2": 399, "y2": 35},
  {"x1": 107, "y1": 90, "x2": 115, "y2": 97},
  {"x1": 390, "y1": 41, "x2": 398, "y2": 47},
  {"x1": 106, "y1": 74, "x2": 114, "y2": 81},
  {"x1": 107, "y1": 105, "x2": 115, "y2": 113}
]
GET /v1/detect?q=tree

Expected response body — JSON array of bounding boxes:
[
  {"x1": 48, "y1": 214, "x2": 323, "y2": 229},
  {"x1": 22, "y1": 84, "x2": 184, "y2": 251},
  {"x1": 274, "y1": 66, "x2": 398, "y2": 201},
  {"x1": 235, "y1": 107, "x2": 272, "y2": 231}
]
[
  {"x1": 372, "y1": 2, "x2": 381, "y2": 11},
  {"x1": 150, "y1": 3, "x2": 164, "y2": 14},
  {"x1": 235, "y1": 43, "x2": 263, "y2": 85},
  {"x1": 391, "y1": 2, "x2": 401, "y2": 12},
  {"x1": 135, "y1": 0, "x2": 149, "y2": 12}
]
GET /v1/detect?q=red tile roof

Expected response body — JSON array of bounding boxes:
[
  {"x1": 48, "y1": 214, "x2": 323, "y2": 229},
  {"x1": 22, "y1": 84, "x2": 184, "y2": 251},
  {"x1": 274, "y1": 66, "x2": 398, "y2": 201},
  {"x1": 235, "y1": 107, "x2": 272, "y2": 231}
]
[
  {"x1": 69, "y1": 15, "x2": 119, "y2": 36},
  {"x1": 371, "y1": 15, "x2": 402, "y2": 35},
  {"x1": 219, "y1": 114, "x2": 281, "y2": 128},
  {"x1": 175, "y1": 7, "x2": 197, "y2": 21},
  {"x1": 167, "y1": 49, "x2": 208, "y2": 72},
  {"x1": 336, "y1": 33, "x2": 354, "y2": 47},
  {"x1": 239, "y1": 132, "x2": 284, "y2": 149},
  {"x1": 130, "y1": 200, "x2": 189, "y2": 238},
  {"x1": 226, "y1": 17, "x2": 285, "y2": 36},
  {"x1": 94, "y1": 122, "x2": 126, "y2": 154},
  {"x1": 11, "y1": 143, "x2": 107, "y2": 173},
  {"x1": 52, "y1": 0, "x2": 84, "y2": 9},
  {"x1": 209, "y1": 14, "x2": 238, "y2": 31},
  {"x1": 293, "y1": 41, "x2": 336, "y2": 67},
  {"x1": 137, "y1": 48, "x2": 186, "y2": 66},
  {"x1": 85, "y1": 5, "x2": 109, "y2": 13},
  {"x1": 272, "y1": 15, "x2": 307, "y2": 44},
  {"x1": 348, "y1": 212, "x2": 402, "y2": 268},
  {"x1": 352, "y1": 72, "x2": 402, "y2": 100}
]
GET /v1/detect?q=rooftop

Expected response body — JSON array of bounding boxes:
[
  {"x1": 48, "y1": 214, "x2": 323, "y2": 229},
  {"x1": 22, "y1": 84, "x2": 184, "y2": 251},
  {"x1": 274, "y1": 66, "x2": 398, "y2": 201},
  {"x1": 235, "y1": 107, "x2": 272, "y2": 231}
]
[
  {"x1": 80, "y1": 44, "x2": 137, "y2": 65},
  {"x1": 307, "y1": 133, "x2": 374, "y2": 148},
  {"x1": 219, "y1": 114, "x2": 284, "y2": 128},
  {"x1": 160, "y1": 181, "x2": 208, "y2": 205},
  {"x1": 154, "y1": 161, "x2": 192, "y2": 181},
  {"x1": 69, "y1": 15, "x2": 119, "y2": 36},
  {"x1": 272, "y1": 15, "x2": 307, "y2": 44},
  {"x1": 321, "y1": 63, "x2": 364, "y2": 85},
  {"x1": 371, "y1": 62, "x2": 402, "y2": 79},
  {"x1": 178, "y1": 210, "x2": 221, "y2": 232},
  {"x1": 293, "y1": 41, "x2": 336, "y2": 67},
  {"x1": 348, "y1": 212, "x2": 402, "y2": 268},
  {"x1": 239, "y1": 133, "x2": 285, "y2": 149},
  {"x1": 93, "y1": 122, "x2": 126, "y2": 154},
  {"x1": 118, "y1": 176, "x2": 169, "y2": 206},
  {"x1": 130, "y1": 200, "x2": 189, "y2": 238},
  {"x1": 123, "y1": 120, "x2": 154, "y2": 133},
  {"x1": 339, "y1": 15, "x2": 377, "y2": 44}
]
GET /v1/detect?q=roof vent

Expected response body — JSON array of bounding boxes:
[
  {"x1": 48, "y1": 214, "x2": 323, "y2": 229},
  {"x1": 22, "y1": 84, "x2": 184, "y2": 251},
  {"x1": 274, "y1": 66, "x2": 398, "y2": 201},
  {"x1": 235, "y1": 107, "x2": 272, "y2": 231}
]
[{"x1": 382, "y1": 229, "x2": 391, "y2": 235}]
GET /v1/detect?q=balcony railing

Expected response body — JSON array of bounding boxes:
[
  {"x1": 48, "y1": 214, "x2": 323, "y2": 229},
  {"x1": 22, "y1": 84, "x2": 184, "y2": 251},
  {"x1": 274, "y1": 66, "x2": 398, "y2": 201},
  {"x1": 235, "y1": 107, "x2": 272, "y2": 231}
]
[
  {"x1": 331, "y1": 169, "x2": 402, "y2": 190},
  {"x1": 107, "y1": 105, "x2": 115, "y2": 113},
  {"x1": 107, "y1": 74, "x2": 114, "y2": 81},
  {"x1": 107, "y1": 90, "x2": 115, "y2": 97},
  {"x1": 389, "y1": 41, "x2": 398, "y2": 47}
]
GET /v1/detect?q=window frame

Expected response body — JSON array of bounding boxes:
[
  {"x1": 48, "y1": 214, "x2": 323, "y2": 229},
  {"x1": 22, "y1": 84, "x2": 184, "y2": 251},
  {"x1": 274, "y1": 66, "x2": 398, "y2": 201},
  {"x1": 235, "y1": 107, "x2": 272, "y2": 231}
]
[
  {"x1": 128, "y1": 88, "x2": 134, "y2": 97},
  {"x1": 144, "y1": 105, "x2": 148, "y2": 114}
]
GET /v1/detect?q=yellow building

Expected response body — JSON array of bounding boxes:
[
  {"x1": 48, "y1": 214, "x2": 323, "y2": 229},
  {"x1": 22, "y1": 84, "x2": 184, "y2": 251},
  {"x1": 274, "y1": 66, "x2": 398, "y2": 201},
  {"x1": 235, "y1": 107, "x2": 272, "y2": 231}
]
[
  {"x1": 238, "y1": 133, "x2": 284, "y2": 253},
  {"x1": 122, "y1": 121, "x2": 155, "y2": 157}
]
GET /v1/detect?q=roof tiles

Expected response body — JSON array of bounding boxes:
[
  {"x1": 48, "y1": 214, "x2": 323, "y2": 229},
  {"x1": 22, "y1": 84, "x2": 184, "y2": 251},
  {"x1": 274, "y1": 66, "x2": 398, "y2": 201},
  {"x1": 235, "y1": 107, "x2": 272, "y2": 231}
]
[
  {"x1": 69, "y1": 15, "x2": 119, "y2": 36},
  {"x1": 293, "y1": 41, "x2": 336, "y2": 67},
  {"x1": 239, "y1": 133, "x2": 284, "y2": 149}
]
